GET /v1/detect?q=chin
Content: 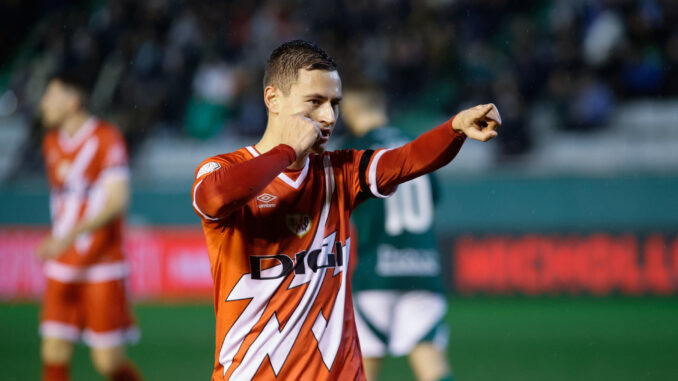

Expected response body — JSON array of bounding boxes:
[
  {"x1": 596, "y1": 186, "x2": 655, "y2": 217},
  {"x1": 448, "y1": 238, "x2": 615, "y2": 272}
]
[
  {"x1": 42, "y1": 119, "x2": 59, "y2": 130},
  {"x1": 310, "y1": 144, "x2": 327, "y2": 154},
  {"x1": 311, "y1": 135, "x2": 332, "y2": 154}
]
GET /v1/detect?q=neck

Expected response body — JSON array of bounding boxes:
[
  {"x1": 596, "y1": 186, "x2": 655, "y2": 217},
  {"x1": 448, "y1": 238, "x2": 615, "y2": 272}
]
[
  {"x1": 255, "y1": 118, "x2": 309, "y2": 170},
  {"x1": 61, "y1": 111, "x2": 91, "y2": 137}
]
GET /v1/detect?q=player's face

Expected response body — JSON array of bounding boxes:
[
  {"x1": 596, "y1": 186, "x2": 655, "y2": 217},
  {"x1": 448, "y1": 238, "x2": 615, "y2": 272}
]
[
  {"x1": 280, "y1": 69, "x2": 342, "y2": 153},
  {"x1": 40, "y1": 80, "x2": 79, "y2": 129}
]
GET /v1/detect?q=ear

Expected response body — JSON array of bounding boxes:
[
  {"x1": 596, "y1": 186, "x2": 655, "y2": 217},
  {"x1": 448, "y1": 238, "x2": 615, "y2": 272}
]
[{"x1": 264, "y1": 86, "x2": 280, "y2": 114}]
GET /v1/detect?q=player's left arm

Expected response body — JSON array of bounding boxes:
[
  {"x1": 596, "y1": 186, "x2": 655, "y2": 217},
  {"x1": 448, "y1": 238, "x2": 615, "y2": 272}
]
[
  {"x1": 36, "y1": 176, "x2": 129, "y2": 259},
  {"x1": 70, "y1": 176, "x2": 130, "y2": 236},
  {"x1": 367, "y1": 103, "x2": 500, "y2": 196}
]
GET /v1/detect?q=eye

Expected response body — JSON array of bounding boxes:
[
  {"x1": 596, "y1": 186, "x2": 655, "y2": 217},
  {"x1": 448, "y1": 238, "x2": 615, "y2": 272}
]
[{"x1": 309, "y1": 99, "x2": 322, "y2": 106}]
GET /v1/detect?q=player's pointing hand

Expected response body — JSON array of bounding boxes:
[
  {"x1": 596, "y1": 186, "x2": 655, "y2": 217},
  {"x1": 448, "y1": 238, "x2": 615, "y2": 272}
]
[{"x1": 452, "y1": 103, "x2": 501, "y2": 142}]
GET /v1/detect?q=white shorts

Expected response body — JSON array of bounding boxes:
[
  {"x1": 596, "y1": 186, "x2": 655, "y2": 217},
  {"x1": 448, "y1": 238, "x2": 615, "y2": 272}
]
[{"x1": 353, "y1": 290, "x2": 448, "y2": 358}]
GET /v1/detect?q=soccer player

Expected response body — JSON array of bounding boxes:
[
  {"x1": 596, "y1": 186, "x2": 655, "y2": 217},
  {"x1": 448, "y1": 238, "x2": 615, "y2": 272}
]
[
  {"x1": 342, "y1": 87, "x2": 461, "y2": 381},
  {"x1": 192, "y1": 40, "x2": 500, "y2": 380},
  {"x1": 37, "y1": 70, "x2": 143, "y2": 381}
]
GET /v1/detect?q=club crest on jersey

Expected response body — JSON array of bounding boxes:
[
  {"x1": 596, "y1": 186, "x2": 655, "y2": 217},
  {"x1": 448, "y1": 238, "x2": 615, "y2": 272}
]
[
  {"x1": 256, "y1": 193, "x2": 277, "y2": 208},
  {"x1": 286, "y1": 214, "x2": 311, "y2": 238}
]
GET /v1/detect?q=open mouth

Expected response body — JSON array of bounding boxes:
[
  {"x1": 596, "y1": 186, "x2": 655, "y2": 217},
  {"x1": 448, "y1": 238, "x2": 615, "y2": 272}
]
[{"x1": 319, "y1": 129, "x2": 331, "y2": 142}]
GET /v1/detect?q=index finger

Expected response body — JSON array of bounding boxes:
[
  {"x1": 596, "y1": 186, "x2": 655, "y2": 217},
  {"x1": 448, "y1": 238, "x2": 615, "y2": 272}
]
[{"x1": 468, "y1": 104, "x2": 495, "y2": 121}]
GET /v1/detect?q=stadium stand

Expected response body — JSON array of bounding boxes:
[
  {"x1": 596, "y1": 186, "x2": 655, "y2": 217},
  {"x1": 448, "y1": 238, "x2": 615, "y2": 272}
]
[{"x1": 0, "y1": 0, "x2": 677, "y2": 182}]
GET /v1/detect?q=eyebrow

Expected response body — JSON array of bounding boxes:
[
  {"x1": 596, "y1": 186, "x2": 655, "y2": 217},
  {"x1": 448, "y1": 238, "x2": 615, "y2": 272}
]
[{"x1": 305, "y1": 94, "x2": 343, "y2": 103}]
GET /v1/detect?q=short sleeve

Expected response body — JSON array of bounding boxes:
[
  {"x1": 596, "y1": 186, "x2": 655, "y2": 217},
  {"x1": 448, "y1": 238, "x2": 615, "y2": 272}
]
[{"x1": 98, "y1": 127, "x2": 129, "y2": 183}]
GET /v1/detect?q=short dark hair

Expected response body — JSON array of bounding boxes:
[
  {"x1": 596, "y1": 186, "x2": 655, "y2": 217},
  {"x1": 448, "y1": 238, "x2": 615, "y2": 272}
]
[
  {"x1": 49, "y1": 68, "x2": 93, "y2": 105},
  {"x1": 263, "y1": 40, "x2": 337, "y2": 95}
]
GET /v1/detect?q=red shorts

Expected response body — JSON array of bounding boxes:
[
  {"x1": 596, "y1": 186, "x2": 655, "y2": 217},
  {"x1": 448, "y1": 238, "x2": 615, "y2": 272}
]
[{"x1": 40, "y1": 278, "x2": 139, "y2": 348}]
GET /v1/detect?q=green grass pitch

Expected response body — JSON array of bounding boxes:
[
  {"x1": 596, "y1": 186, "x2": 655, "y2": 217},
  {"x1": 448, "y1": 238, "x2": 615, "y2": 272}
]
[{"x1": 1, "y1": 297, "x2": 677, "y2": 380}]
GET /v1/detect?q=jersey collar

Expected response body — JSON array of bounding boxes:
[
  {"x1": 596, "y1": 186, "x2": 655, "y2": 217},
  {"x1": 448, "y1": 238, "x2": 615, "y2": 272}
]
[
  {"x1": 245, "y1": 146, "x2": 309, "y2": 190},
  {"x1": 58, "y1": 117, "x2": 98, "y2": 152}
]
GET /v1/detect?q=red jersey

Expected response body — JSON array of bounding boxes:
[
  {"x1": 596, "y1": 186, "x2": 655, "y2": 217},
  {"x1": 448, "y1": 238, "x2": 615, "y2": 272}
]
[
  {"x1": 194, "y1": 146, "x2": 373, "y2": 380},
  {"x1": 41, "y1": 118, "x2": 129, "y2": 283},
  {"x1": 192, "y1": 117, "x2": 465, "y2": 380}
]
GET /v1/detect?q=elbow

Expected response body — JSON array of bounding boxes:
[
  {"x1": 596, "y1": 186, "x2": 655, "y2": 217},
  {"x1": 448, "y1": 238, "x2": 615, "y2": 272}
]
[
  {"x1": 194, "y1": 190, "x2": 238, "y2": 219},
  {"x1": 195, "y1": 193, "x2": 224, "y2": 219},
  {"x1": 193, "y1": 178, "x2": 222, "y2": 219}
]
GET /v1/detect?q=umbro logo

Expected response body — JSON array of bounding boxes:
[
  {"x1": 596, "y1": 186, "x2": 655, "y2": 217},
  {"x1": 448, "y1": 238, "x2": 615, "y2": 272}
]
[{"x1": 256, "y1": 193, "x2": 277, "y2": 208}]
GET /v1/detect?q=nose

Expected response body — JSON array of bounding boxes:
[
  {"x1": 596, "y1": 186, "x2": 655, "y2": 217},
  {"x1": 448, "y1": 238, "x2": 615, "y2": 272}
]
[{"x1": 317, "y1": 102, "x2": 336, "y2": 127}]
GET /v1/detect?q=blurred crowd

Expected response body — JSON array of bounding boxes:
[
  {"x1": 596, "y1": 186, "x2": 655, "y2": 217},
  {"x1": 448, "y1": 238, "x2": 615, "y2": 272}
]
[{"x1": 2, "y1": 0, "x2": 677, "y2": 165}]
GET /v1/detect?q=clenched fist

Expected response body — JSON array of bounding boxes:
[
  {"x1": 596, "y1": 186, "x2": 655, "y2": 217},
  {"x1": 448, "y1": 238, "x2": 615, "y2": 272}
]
[{"x1": 279, "y1": 113, "x2": 322, "y2": 157}]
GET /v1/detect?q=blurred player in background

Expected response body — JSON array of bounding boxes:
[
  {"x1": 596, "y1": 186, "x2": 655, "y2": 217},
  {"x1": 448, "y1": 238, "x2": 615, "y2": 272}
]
[
  {"x1": 342, "y1": 87, "x2": 454, "y2": 381},
  {"x1": 192, "y1": 40, "x2": 499, "y2": 380},
  {"x1": 36, "y1": 70, "x2": 143, "y2": 381}
]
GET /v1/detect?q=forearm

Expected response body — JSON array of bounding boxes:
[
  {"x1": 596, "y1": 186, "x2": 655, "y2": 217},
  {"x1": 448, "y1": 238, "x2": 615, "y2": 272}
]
[
  {"x1": 374, "y1": 117, "x2": 465, "y2": 193},
  {"x1": 71, "y1": 180, "x2": 129, "y2": 237},
  {"x1": 72, "y1": 198, "x2": 127, "y2": 237},
  {"x1": 194, "y1": 144, "x2": 296, "y2": 218}
]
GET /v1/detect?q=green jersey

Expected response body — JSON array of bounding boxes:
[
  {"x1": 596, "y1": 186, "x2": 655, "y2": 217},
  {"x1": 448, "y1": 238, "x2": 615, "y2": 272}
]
[{"x1": 346, "y1": 127, "x2": 445, "y2": 293}]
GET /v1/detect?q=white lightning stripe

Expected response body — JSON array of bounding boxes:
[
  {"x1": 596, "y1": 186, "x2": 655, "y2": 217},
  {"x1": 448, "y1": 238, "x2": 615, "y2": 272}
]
[
  {"x1": 224, "y1": 155, "x2": 337, "y2": 378},
  {"x1": 53, "y1": 138, "x2": 99, "y2": 239},
  {"x1": 219, "y1": 264, "x2": 288, "y2": 373},
  {"x1": 368, "y1": 149, "x2": 395, "y2": 199},
  {"x1": 234, "y1": 263, "x2": 328, "y2": 378},
  {"x1": 316, "y1": 155, "x2": 335, "y2": 248},
  {"x1": 289, "y1": 156, "x2": 334, "y2": 288},
  {"x1": 312, "y1": 237, "x2": 350, "y2": 370},
  {"x1": 76, "y1": 174, "x2": 109, "y2": 254}
]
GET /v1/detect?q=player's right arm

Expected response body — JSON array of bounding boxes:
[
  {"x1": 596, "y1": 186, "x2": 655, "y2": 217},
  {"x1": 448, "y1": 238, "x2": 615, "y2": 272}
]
[
  {"x1": 193, "y1": 113, "x2": 322, "y2": 220},
  {"x1": 192, "y1": 146, "x2": 296, "y2": 220}
]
